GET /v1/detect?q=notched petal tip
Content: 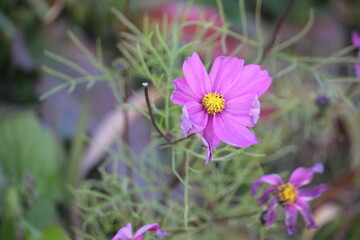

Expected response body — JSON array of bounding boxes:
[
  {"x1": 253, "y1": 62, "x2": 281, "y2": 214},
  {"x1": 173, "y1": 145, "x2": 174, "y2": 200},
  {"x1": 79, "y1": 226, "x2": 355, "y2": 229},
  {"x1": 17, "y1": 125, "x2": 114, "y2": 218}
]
[
  {"x1": 182, "y1": 51, "x2": 211, "y2": 97},
  {"x1": 156, "y1": 229, "x2": 167, "y2": 239},
  {"x1": 289, "y1": 162, "x2": 325, "y2": 187},
  {"x1": 312, "y1": 163, "x2": 324, "y2": 173}
]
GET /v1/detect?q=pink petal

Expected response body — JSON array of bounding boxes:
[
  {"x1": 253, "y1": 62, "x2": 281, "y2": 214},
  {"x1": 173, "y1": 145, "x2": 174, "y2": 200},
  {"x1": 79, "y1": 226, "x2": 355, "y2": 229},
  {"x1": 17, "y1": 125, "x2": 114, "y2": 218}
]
[
  {"x1": 352, "y1": 31, "x2": 360, "y2": 47},
  {"x1": 208, "y1": 56, "x2": 244, "y2": 94},
  {"x1": 251, "y1": 174, "x2": 283, "y2": 196},
  {"x1": 224, "y1": 94, "x2": 260, "y2": 127},
  {"x1": 200, "y1": 116, "x2": 220, "y2": 164},
  {"x1": 181, "y1": 102, "x2": 208, "y2": 137},
  {"x1": 171, "y1": 77, "x2": 200, "y2": 105},
  {"x1": 155, "y1": 229, "x2": 167, "y2": 238},
  {"x1": 257, "y1": 187, "x2": 276, "y2": 206},
  {"x1": 263, "y1": 197, "x2": 279, "y2": 226},
  {"x1": 213, "y1": 112, "x2": 259, "y2": 148},
  {"x1": 294, "y1": 198, "x2": 318, "y2": 229},
  {"x1": 288, "y1": 163, "x2": 324, "y2": 187},
  {"x1": 133, "y1": 223, "x2": 165, "y2": 240},
  {"x1": 112, "y1": 223, "x2": 133, "y2": 240},
  {"x1": 182, "y1": 52, "x2": 212, "y2": 97},
  {"x1": 298, "y1": 184, "x2": 327, "y2": 201},
  {"x1": 224, "y1": 64, "x2": 271, "y2": 99},
  {"x1": 284, "y1": 205, "x2": 298, "y2": 235}
]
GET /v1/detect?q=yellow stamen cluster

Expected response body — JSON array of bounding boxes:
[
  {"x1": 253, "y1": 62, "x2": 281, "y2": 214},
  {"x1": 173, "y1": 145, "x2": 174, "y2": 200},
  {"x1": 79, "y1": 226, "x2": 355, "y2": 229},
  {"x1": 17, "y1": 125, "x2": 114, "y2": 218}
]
[
  {"x1": 202, "y1": 92, "x2": 225, "y2": 115},
  {"x1": 277, "y1": 183, "x2": 297, "y2": 204}
]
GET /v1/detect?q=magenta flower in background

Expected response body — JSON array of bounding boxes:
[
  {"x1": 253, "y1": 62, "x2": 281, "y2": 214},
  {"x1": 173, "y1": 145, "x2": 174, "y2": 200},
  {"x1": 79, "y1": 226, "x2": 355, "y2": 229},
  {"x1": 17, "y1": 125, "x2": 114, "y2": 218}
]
[
  {"x1": 171, "y1": 52, "x2": 271, "y2": 164},
  {"x1": 112, "y1": 223, "x2": 167, "y2": 240},
  {"x1": 352, "y1": 31, "x2": 360, "y2": 77},
  {"x1": 251, "y1": 163, "x2": 327, "y2": 234}
]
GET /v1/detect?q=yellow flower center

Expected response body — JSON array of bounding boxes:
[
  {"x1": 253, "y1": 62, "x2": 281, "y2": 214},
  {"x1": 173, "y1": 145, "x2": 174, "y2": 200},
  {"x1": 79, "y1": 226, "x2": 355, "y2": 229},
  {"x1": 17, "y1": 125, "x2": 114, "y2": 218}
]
[
  {"x1": 277, "y1": 183, "x2": 297, "y2": 204},
  {"x1": 202, "y1": 92, "x2": 225, "y2": 115}
]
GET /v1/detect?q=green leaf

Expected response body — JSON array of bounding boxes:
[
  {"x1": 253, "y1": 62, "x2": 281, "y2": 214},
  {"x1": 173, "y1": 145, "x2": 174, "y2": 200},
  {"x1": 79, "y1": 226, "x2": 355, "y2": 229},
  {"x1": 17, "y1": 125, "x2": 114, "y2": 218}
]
[{"x1": 38, "y1": 225, "x2": 70, "y2": 240}]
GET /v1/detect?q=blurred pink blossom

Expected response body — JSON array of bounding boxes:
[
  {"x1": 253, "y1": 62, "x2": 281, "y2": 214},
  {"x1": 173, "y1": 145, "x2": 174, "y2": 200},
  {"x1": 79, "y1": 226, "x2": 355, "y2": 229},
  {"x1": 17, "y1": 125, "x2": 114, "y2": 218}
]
[
  {"x1": 251, "y1": 163, "x2": 327, "y2": 234},
  {"x1": 112, "y1": 223, "x2": 166, "y2": 240},
  {"x1": 352, "y1": 31, "x2": 360, "y2": 77},
  {"x1": 146, "y1": 2, "x2": 244, "y2": 57}
]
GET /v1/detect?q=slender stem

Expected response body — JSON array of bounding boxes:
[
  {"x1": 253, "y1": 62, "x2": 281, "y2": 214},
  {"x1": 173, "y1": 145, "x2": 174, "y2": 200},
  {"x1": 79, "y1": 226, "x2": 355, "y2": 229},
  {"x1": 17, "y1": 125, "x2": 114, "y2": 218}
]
[
  {"x1": 184, "y1": 153, "x2": 189, "y2": 231},
  {"x1": 121, "y1": 0, "x2": 136, "y2": 204},
  {"x1": 159, "y1": 133, "x2": 196, "y2": 147},
  {"x1": 143, "y1": 83, "x2": 171, "y2": 143},
  {"x1": 260, "y1": 0, "x2": 296, "y2": 64}
]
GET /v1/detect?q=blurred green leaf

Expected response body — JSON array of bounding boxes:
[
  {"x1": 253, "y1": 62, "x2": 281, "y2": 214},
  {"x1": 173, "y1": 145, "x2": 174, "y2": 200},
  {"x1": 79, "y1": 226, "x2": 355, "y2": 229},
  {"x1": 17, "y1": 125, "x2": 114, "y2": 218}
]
[
  {"x1": 26, "y1": 198, "x2": 57, "y2": 231},
  {"x1": 0, "y1": 111, "x2": 65, "y2": 238},
  {"x1": 38, "y1": 225, "x2": 70, "y2": 240},
  {"x1": 0, "y1": 10, "x2": 16, "y2": 39},
  {"x1": 0, "y1": 111, "x2": 62, "y2": 200},
  {"x1": 0, "y1": 219, "x2": 16, "y2": 240},
  {"x1": 6, "y1": 187, "x2": 22, "y2": 218}
]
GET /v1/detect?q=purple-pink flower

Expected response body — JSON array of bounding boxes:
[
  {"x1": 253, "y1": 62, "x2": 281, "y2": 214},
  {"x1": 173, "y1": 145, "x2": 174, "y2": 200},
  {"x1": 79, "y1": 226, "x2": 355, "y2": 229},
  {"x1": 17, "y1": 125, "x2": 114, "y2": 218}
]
[
  {"x1": 171, "y1": 52, "x2": 271, "y2": 164},
  {"x1": 251, "y1": 163, "x2": 327, "y2": 234},
  {"x1": 352, "y1": 31, "x2": 360, "y2": 77},
  {"x1": 112, "y1": 223, "x2": 167, "y2": 240}
]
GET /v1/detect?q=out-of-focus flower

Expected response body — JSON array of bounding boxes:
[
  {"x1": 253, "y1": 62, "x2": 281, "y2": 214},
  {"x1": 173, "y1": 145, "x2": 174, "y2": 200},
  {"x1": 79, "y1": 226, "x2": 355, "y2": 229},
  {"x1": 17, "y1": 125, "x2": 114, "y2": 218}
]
[
  {"x1": 352, "y1": 31, "x2": 360, "y2": 77},
  {"x1": 112, "y1": 223, "x2": 167, "y2": 240},
  {"x1": 251, "y1": 163, "x2": 327, "y2": 234},
  {"x1": 315, "y1": 94, "x2": 330, "y2": 108},
  {"x1": 146, "y1": 2, "x2": 245, "y2": 57},
  {"x1": 171, "y1": 52, "x2": 271, "y2": 164}
]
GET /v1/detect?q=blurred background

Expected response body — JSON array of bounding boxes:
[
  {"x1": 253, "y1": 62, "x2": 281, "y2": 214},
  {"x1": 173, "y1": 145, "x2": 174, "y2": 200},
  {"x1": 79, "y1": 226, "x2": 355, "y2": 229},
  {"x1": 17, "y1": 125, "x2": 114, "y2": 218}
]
[{"x1": 1, "y1": 0, "x2": 360, "y2": 239}]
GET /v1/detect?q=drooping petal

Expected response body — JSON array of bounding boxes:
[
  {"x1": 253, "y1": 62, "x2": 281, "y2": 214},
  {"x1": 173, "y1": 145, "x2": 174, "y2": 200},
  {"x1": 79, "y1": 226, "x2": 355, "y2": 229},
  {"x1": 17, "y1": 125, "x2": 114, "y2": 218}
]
[
  {"x1": 200, "y1": 116, "x2": 220, "y2": 164},
  {"x1": 213, "y1": 112, "x2": 259, "y2": 148},
  {"x1": 294, "y1": 198, "x2": 318, "y2": 229},
  {"x1": 112, "y1": 223, "x2": 133, "y2": 240},
  {"x1": 263, "y1": 197, "x2": 279, "y2": 226},
  {"x1": 224, "y1": 94, "x2": 260, "y2": 127},
  {"x1": 284, "y1": 205, "x2": 299, "y2": 235},
  {"x1": 298, "y1": 184, "x2": 327, "y2": 201},
  {"x1": 208, "y1": 56, "x2": 244, "y2": 93},
  {"x1": 133, "y1": 223, "x2": 166, "y2": 240},
  {"x1": 171, "y1": 78, "x2": 200, "y2": 105},
  {"x1": 257, "y1": 187, "x2": 276, "y2": 206},
  {"x1": 182, "y1": 52, "x2": 212, "y2": 97},
  {"x1": 251, "y1": 174, "x2": 283, "y2": 196},
  {"x1": 224, "y1": 64, "x2": 272, "y2": 99},
  {"x1": 288, "y1": 163, "x2": 324, "y2": 187},
  {"x1": 181, "y1": 102, "x2": 208, "y2": 137}
]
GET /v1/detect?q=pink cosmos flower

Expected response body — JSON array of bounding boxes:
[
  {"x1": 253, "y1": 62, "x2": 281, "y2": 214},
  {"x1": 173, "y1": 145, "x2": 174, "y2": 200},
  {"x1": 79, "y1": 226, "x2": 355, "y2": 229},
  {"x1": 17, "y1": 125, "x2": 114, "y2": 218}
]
[
  {"x1": 352, "y1": 31, "x2": 360, "y2": 77},
  {"x1": 251, "y1": 163, "x2": 327, "y2": 234},
  {"x1": 112, "y1": 223, "x2": 167, "y2": 240},
  {"x1": 171, "y1": 52, "x2": 271, "y2": 164}
]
